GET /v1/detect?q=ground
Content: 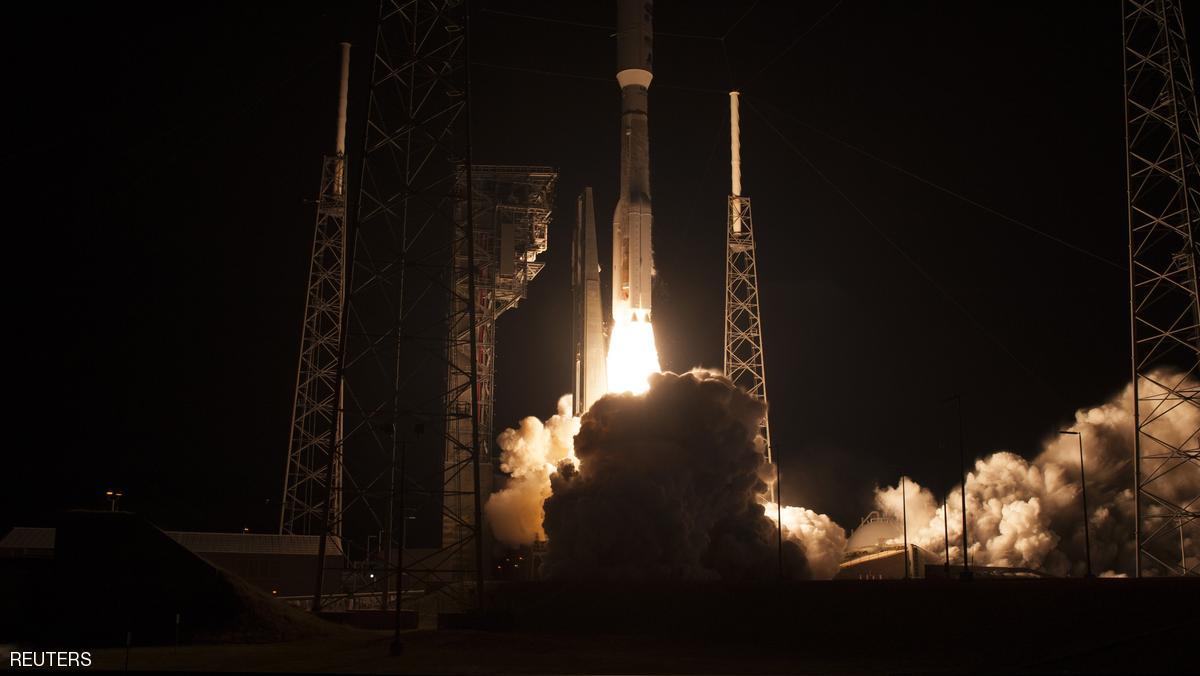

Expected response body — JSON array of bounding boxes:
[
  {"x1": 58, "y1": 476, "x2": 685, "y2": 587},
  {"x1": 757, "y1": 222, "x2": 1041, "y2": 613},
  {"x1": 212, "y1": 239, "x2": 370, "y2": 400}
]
[
  {"x1": 85, "y1": 622, "x2": 1194, "y2": 674},
  {"x1": 77, "y1": 578, "x2": 1195, "y2": 674}
]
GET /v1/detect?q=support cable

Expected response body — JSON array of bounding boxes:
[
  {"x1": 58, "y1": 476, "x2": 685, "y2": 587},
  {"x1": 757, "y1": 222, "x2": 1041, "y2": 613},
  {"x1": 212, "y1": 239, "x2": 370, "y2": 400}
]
[
  {"x1": 749, "y1": 97, "x2": 1126, "y2": 271},
  {"x1": 746, "y1": 99, "x2": 1070, "y2": 408},
  {"x1": 742, "y1": 0, "x2": 844, "y2": 89},
  {"x1": 479, "y1": 7, "x2": 721, "y2": 40}
]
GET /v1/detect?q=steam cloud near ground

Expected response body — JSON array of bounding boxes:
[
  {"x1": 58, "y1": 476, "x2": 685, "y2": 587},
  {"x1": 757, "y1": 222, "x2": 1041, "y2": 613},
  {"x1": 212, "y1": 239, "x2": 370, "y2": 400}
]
[
  {"x1": 873, "y1": 372, "x2": 1196, "y2": 577},
  {"x1": 486, "y1": 370, "x2": 1195, "y2": 579},
  {"x1": 484, "y1": 395, "x2": 579, "y2": 545}
]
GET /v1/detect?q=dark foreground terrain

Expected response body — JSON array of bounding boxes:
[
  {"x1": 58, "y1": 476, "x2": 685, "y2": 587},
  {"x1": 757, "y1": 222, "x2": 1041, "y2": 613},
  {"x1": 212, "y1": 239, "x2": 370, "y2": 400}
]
[
  {"x1": 39, "y1": 577, "x2": 1200, "y2": 673},
  {"x1": 3, "y1": 513, "x2": 1193, "y2": 673}
]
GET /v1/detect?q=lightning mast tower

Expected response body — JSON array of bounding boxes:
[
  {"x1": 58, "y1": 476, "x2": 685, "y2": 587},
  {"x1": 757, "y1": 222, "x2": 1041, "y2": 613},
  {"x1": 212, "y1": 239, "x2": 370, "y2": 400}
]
[
  {"x1": 311, "y1": 1, "x2": 559, "y2": 616},
  {"x1": 1123, "y1": 0, "x2": 1200, "y2": 577},
  {"x1": 310, "y1": 0, "x2": 482, "y2": 612},
  {"x1": 724, "y1": 91, "x2": 773, "y2": 467},
  {"x1": 280, "y1": 42, "x2": 351, "y2": 537}
]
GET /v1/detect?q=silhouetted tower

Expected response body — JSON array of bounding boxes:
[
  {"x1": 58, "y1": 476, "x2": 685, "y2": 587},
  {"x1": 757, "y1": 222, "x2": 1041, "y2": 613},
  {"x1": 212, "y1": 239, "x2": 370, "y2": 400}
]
[
  {"x1": 280, "y1": 43, "x2": 351, "y2": 537},
  {"x1": 315, "y1": 0, "x2": 484, "y2": 614},
  {"x1": 309, "y1": 0, "x2": 559, "y2": 616},
  {"x1": 1122, "y1": 0, "x2": 1200, "y2": 577},
  {"x1": 724, "y1": 91, "x2": 773, "y2": 468}
]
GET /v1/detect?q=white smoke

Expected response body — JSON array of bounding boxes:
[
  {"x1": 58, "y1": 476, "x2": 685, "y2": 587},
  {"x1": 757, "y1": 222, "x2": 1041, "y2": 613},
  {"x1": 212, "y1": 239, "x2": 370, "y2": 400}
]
[
  {"x1": 873, "y1": 372, "x2": 1196, "y2": 576},
  {"x1": 488, "y1": 371, "x2": 846, "y2": 580},
  {"x1": 488, "y1": 371, "x2": 1192, "y2": 579},
  {"x1": 484, "y1": 395, "x2": 579, "y2": 546},
  {"x1": 764, "y1": 503, "x2": 847, "y2": 580}
]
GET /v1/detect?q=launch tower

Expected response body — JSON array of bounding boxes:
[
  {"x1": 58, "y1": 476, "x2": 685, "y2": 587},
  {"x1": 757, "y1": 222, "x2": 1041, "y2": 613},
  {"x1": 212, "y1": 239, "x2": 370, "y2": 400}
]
[
  {"x1": 724, "y1": 91, "x2": 773, "y2": 466},
  {"x1": 436, "y1": 165, "x2": 557, "y2": 583},
  {"x1": 280, "y1": 43, "x2": 351, "y2": 538},
  {"x1": 311, "y1": 0, "x2": 486, "y2": 614},
  {"x1": 1122, "y1": 0, "x2": 1200, "y2": 577}
]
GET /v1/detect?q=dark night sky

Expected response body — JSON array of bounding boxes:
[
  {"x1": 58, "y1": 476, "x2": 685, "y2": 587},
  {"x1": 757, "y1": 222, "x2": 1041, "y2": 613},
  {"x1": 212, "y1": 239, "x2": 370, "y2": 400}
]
[{"x1": 6, "y1": 2, "x2": 1197, "y2": 535}]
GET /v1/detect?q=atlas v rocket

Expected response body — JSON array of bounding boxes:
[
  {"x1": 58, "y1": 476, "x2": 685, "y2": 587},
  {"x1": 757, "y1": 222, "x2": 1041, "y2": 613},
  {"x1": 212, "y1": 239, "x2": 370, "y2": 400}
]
[
  {"x1": 573, "y1": 0, "x2": 655, "y2": 415},
  {"x1": 612, "y1": 0, "x2": 655, "y2": 326}
]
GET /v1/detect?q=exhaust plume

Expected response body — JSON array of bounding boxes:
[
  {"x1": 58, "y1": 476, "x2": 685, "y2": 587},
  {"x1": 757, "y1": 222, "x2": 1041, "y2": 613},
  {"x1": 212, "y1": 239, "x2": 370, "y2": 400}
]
[
  {"x1": 542, "y1": 369, "x2": 829, "y2": 580},
  {"x1": 487, "y1": 371, "x2": 846, "y2": 579}
]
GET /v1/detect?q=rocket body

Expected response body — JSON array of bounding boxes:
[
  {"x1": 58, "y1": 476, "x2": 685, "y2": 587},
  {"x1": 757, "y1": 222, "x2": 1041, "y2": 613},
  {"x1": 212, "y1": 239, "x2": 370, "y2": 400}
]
[
  {"x1": 612, "y1": 0, "x2": 654, "y2": 324},
  {"x1": 573, "y1": 188, "x2": 608, "y2": 415}
]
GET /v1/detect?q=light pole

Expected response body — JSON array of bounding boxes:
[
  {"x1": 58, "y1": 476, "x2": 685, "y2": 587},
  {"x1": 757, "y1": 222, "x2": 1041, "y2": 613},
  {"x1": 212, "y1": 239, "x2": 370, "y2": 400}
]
[
  {"x1": 105, "y1": 490, "x2": 123, "y2": 512},
  {"x1": 901, "y1": 476, "x2": 910, "y2": 579},
  {"x1": 1058, "y1": 430, "x2": 1094, "y2": 578},
  {"x1": 942, "y1": 395, "x2": 971, "y2": 580},
  {"x1": 935, "y1": 423, "x2": 950, "y2": 576},
  {"x1": 392, "y1": 421, "x2": 423, "y2": 657},
  {"x1": 942, "y1": 489, "x2": 951, "y2": 577}
]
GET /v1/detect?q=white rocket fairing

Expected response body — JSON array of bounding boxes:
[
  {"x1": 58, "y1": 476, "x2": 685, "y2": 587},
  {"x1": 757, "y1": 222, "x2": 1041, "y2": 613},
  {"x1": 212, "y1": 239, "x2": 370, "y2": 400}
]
[
  {"x1": 612, "y1": 0, "x2": 654, "y2": 324},
  {"x1": 573, "y1": 188, "x2": 607, "y2": 415}
]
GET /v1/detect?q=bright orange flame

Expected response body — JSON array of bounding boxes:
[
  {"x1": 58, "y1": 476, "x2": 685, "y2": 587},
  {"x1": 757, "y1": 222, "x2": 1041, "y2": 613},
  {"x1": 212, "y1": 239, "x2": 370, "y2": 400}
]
[{"x1": 606, "y1": 315, "x2": 661, "y2": 394}]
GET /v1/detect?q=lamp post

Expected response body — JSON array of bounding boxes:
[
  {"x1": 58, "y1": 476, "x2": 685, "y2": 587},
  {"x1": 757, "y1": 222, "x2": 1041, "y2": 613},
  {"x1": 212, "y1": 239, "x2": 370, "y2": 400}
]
[
  {"x1": 942, "y1": 395, "x2": 971, "y2": 579},
  {"x1": 942, "y1": 489, "x2": 951, "y2": 577},
  {"x1": 901, "y1": 476, "x2": 910, "y2": 579},
  {"x1": 392, "y1": 421, "x2": 423, "y2": 657},
  {"x1": 105, "y1": 490, "x2": 123, "y2": 512},
  {"x1": 1058, "y1": 430, "x2": 1094, "y2": 578},
  {"x1": 936, "y1": 425, "x2": 950, "y2": 576}
]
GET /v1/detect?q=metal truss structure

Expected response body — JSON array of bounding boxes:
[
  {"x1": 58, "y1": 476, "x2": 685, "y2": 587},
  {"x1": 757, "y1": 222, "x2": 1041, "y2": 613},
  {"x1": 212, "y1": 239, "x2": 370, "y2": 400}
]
[
  {"x1": 431, "y1": 165, "x2": 555, "y2": 591},
  {"x1": 307, "y1": 0, "x2": 559, "y2": 615},
  {"x1": 724, "y1": 194, "x2": 773, "y2": 465},
  {"x1": 312, "y1": 0, "x2": 479, "y2": 611},
  {"x1": 281, "y1": 45, "x2": 351, "y2": 538},
  {"x1": 1122, "y1": 0, "x2": 1200, "y2": 577}
]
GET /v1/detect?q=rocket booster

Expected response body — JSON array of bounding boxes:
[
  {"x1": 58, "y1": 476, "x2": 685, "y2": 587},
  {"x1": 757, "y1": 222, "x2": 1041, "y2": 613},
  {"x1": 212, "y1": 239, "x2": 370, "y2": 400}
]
[
  {"x1": 573, "y1": 188, "x2": 607, "y2": 415},
  {"x1": 612, "y1": 0, "x2": 654, "y2": 323}
]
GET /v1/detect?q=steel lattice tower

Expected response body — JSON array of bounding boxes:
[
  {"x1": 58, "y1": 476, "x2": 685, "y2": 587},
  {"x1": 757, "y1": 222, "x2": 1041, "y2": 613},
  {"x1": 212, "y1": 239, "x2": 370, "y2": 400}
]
[
  {"x1": 312, "y1": 0, "x2": 483, "y2": 611},
  {"x1": 438, "y1": 166, "x2": 556, "y2": 564},
  {"x1": 281, "y1": 43, "x2": 352, "y2": 537},
  {"x1": 309, "y1": 1, "x2": 559, "y2": 615},
  {"x1": 724, "y1": 92, "x2": 773, "y2": 464},
  {"x1": 1123, "y1": 0, "x2": 1200, "y2": 577}
]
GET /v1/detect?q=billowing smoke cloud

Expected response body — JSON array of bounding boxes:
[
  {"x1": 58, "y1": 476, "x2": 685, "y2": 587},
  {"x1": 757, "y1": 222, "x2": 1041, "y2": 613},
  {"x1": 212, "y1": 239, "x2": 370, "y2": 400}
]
[
  {"x1": 541, "y1": 369, "x2": 838, "y2": 581},
  {"x1": 764, "y1": 504, "x2": 848, "y2": 580},
  {"x1": 487, "y1": 371, "x2": 845, "y2": 580},
  {"x1": 489, "y1": 369, "x2": 1186, "y2": 580},
  {"x1": 873, "y1": 372, "x2": 1195, "y2": 577},
  {"x1": 484, "y1": 395, "x2": 579, "y2": 546}
]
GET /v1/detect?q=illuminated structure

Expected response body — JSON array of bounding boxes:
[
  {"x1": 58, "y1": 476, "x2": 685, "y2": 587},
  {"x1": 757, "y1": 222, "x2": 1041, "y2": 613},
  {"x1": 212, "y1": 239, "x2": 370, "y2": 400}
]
[
  {"x1": 436, "y1": 165, "x2": 557, "y2": 582},
  {"x1": 1122, "y1": 0, "x2": 1200, "y2": 577},
  {"x1": 724, "y1": 91, "x2": 773, "y2": 465},
  {"x1": 280, "y1": 43, "x2": 350, "y2": 538}
]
